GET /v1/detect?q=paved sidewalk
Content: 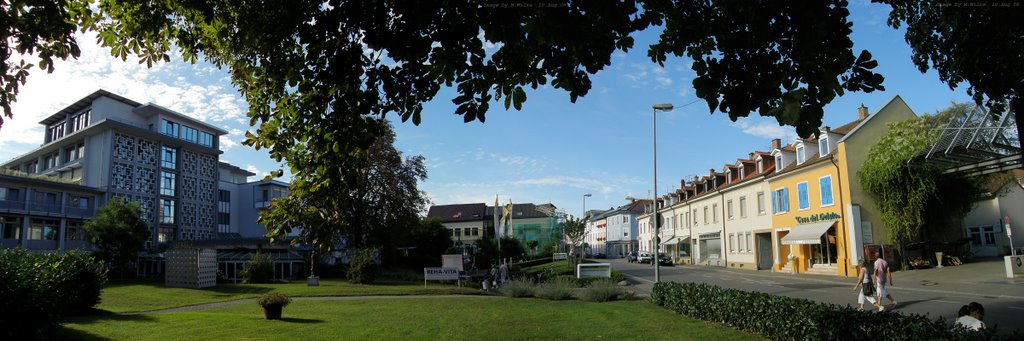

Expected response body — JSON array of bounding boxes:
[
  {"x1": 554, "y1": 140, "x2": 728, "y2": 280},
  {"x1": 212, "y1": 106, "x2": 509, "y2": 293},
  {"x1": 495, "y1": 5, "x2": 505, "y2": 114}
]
[
  {"x1": 608, "y1": 257, "x2": 1024, "y2": 331},
  {"x1": 619, "y1": 257, "x2": 1024, "y2": 298}
]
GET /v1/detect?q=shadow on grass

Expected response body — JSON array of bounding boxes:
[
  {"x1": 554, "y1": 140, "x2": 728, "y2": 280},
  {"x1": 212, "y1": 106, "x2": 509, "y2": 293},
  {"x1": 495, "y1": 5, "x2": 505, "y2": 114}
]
[
  {"x1": 105, "y1": 278, "x2": 275, "y2": 295},
  {"x1": 278, "y1": 317, "x2": 324, "y2": 324},
  {"x1": 56, "y1": 309, "x2": 157, "y2": 335}
]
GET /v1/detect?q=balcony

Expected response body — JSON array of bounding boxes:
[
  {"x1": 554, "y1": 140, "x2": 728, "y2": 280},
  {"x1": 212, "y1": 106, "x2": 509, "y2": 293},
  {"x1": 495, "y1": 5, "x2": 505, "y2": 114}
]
[{"x1": 0, "y1": 199, "x2": 94, "y2": 218}]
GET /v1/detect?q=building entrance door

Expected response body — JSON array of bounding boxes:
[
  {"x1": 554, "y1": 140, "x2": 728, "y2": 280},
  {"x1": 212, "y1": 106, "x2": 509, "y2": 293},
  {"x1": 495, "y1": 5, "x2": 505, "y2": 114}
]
[{"x1": 757, "y1": 233, "x2": 772, "y2": 270}]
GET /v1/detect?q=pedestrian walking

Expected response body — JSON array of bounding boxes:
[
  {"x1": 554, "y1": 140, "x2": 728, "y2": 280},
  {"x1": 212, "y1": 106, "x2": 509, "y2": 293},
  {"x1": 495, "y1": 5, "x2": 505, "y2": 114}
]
[
  {"x1": 852, "y1": 258, "x2": 878, "y2": 310},
  {"x1": 955, "y1": 302, "x2": 986, "y2": 331},
  {"x1": 499, "y1": 262, "x2": 509, "y2": 285},
  {"x1": 873, "y1": 251, "x2": 898, "y2": 311}
]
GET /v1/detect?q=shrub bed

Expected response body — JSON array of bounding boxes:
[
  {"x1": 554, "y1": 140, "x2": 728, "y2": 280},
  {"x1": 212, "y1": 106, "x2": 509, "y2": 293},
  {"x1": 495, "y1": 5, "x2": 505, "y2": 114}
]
[
  {"x1": 535, "y1": 276, "x2": 575, "y2": 300},
  {"x1": 0, "y1": 248, "x2": 107, "y2": 339},
  {"x1": 651, "y1": 282, "x2": 1017, "y2": 341},
  {"x1": 499, "y1": 278, "x2": 536, "y2": 298},
  {"x1": 581, "y1": 279, "x2": 622, "y2": 302}
]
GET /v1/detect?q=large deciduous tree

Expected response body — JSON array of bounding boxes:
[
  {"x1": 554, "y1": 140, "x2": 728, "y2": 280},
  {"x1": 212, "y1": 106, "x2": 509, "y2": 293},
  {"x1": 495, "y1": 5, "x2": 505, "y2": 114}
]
[
  {"x1": 881, "y1": 0, "x2": 1024, "y2": 155},
  {"x1": 259, "y1": 120, "x2": 428, "y2": 262},
  {"x1": 83, "y1": 198, "x2": 150, "y2": 277}
]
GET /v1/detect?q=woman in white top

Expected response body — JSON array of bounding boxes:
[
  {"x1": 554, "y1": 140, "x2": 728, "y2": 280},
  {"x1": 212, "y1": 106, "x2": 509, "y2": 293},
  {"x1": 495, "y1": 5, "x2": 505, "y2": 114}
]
[
  {"x1": 852, "y1": 258, "x2": 878, "y2": 311},
  {"x1": 955, "y1": 302, "x2": 986, "y2": 331}
]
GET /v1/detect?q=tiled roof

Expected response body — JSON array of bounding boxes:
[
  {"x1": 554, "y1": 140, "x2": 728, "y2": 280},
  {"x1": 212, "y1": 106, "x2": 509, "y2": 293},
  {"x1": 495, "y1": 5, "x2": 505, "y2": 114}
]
[
  {"x1": 427, "y1": 203, "x2": 488, "y2": 222},
  {"x1": 831, "y1": 118, "x2": 864, "y2": 135}
]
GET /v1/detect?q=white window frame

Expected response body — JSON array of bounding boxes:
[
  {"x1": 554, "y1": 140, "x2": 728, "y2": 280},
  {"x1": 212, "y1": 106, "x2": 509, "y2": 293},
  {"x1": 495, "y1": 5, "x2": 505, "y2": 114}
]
[
  {"x1": 773, "y1": 187, "x2": 789, "y2": 214},
  {"x1": 712, "y1": 203, "x2": 718, "y2": 223},
  {"x1": 796, "y1": 145, "x2": 805, "y2": 164},
  {"x1": 737, "y1": 232, "x2": 744, "y2": 252},
  {"x1": 729, "y1": 233, "x2": 736, "y2": 253},
  {"x1": 739, "y1": 196, "x2": 747, "y2": 218},
  {"x1": 757, "y1": 192, "x2": 766, "y2": 215},
  {"x1": 775, "y1": 155, "x2": 783, "y2": 172},
  {"x1": 727, "y1": 199, "x2": 734, "y2": 220},
  {"x1": 819, "y1": 135, "x2": 829, "y2": 155},
  {"x1": 745, "y1": 232, "x2": 753, "y2": 253}
]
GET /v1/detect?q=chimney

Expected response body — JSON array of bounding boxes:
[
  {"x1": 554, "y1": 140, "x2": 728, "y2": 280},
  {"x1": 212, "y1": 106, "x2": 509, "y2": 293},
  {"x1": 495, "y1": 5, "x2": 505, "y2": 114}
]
[
  {"x1": 680, "y1": 179, "x2": 686, "y2": 189},
  {"x1": 771, "y1": 138, "x2": 781, "y2": 150},
  {"x1": 749, "y1": 152, "x2": 755, "y2": 160},
  {"x1": 824, "y1": 126, "x2": 831, "y2": 134},
  {"x1": 858, "y1": 104, "x2": 869, "y2": 120}
]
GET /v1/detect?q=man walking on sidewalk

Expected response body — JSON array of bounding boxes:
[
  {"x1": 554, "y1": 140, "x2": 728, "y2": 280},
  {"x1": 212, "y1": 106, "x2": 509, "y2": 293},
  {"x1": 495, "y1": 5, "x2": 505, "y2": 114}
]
[{"x1": 873, "y1": 251, "x2": 898, "y2": 311}]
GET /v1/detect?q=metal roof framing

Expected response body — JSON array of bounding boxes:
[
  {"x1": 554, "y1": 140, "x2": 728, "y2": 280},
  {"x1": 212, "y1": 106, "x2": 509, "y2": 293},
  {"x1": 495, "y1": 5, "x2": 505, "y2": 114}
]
[{"x1": 913, "y1": 105, "x2": 1021, "y2": 177}]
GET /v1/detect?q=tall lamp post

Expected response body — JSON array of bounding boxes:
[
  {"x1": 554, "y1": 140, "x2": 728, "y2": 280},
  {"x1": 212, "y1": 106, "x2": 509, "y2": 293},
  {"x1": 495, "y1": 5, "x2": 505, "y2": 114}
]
[
  {"x1": 583, "y1": 193, "x2": 591, "y2": 258},
  {"x1": 652, "y1": 103, "x2": 674, "y2": 283}
]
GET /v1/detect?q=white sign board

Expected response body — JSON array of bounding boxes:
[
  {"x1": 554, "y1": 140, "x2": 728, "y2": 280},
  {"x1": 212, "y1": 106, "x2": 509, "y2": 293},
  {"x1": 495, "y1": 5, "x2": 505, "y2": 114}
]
[
  {"x1": 576, "y1": 263, "x2": 612, "y2": 279},
  {"x1": 423, "y1": 267, "x2": 461, "y2": 288},
  {"x1": 442, "y1": 254, "x2": 464, "y2": 271},
  {"x1": 553, "y1": 253, "x2": 568, "y2": 261},
  {"x1": 1006, "y1": 256, "x2": 1024, "y2": 278}
]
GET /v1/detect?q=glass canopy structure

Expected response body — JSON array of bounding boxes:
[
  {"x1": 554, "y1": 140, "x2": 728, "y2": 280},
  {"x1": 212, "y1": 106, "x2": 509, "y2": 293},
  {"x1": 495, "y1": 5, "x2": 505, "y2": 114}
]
[{"x1": 914, "y1": 106, "x2": 1020, "y2": 177}]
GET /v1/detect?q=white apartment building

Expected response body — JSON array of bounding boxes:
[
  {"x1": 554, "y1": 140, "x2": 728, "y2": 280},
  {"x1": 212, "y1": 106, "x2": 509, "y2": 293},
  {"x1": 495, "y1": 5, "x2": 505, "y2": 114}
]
[{"x1": 0, "y1": 90, "x2": 291, "y2": 257}]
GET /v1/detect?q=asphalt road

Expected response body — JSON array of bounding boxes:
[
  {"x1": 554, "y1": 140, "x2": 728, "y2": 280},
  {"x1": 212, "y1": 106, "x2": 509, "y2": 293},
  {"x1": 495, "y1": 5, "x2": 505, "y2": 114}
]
[{"x1": 607, "y1": 259, "x2": 1024, "y2": 332}]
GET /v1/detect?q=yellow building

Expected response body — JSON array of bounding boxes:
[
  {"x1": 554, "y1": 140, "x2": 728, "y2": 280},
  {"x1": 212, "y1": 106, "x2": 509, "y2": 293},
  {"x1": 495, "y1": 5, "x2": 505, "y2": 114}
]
[
  {"x1": 767, "y1": 137, "x2": 849, "y2": 276},
  {"x1": 768, "y1": 97, "x2": 917, "y2": 277}
]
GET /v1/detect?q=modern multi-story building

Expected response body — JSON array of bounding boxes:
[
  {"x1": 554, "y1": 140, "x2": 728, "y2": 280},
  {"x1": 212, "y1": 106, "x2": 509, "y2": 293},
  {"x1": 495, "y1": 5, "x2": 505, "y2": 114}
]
[
  {"x1": 1, "y1": 90, "x2": 226, "y2": 249},
  {"x1": 0, "y1": 90, "x2": 297, "y2": 276}
]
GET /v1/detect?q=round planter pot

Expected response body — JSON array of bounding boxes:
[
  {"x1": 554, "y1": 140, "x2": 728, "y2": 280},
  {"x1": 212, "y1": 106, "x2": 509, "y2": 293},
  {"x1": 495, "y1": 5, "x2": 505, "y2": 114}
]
[{"x1": 263, "y1": 304, "x2": 283, "y2": 320}]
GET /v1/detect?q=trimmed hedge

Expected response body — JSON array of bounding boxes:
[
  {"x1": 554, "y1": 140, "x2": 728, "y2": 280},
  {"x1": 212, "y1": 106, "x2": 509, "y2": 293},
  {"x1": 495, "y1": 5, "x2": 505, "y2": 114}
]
[
  {"x1": 651, "y1": 282, "x2": 1018, "y2": 341},
  {"x1": 0, "y1": 248, "x2": 107, "y2": 339}
]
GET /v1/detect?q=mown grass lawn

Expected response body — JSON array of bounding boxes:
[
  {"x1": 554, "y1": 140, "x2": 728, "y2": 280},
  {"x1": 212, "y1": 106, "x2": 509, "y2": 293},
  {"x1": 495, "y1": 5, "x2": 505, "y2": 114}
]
[
  {"x1": 63, "y1": 297, "x2": 761, "y2": 340},
  {"x1": 99, "y1": 279, "x2": 483, "y2": 313}
]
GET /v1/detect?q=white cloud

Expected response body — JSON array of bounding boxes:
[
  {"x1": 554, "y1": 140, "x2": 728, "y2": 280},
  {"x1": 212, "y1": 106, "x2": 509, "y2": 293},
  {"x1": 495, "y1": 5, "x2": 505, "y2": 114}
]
[
  {"x1": 731, "y1": 120, "x2": 799, "y2": 142},
  {"x1": 245, "y1": 164, "x2": 271, "y2": 180},
  {"x1": 622, "y1": 63, "x2": 678, "y2": 89},
  {"x1": 513, "y1": 176, "x2": 615, "y2": 194},
  {"x1": 0, "y1": 31, "x2": 249, "y2": 154}
]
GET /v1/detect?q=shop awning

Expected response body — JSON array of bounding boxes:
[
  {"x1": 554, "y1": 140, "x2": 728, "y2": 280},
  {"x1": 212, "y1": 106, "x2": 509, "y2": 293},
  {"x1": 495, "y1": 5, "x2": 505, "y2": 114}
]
[
  {"x1": 659, "y1": 236, "x2": 679, "y2": 245},
  {"x1": 781, "y1": 220, "x2": 837, "y2": 245}
]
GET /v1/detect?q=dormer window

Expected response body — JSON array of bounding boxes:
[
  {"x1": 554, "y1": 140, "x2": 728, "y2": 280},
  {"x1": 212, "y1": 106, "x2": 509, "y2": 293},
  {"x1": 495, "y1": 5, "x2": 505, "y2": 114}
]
[
  {"x1": 796, "y1": 145, "x2": 806, "y2": 164},
  {"x1": 819, "y1": 135, "x2": 829, "y2": 155},
  {"x1": 775, "y1": 155, "x2": 783, "y2": 172}
]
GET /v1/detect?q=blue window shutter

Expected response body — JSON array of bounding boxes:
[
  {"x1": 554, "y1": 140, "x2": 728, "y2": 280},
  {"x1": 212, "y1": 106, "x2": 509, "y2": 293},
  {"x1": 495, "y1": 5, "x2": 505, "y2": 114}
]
[
  {"x1": 771, "y1": 190, "x2": 777, "y2": 213},
  {"x1": 783, "y1": 188, "x2": 790, "y2": 212},
  {"x1": 821, "y1": 177, "x2": 833, "y2": 205},
  {"x1": 798, "y1": 183, "x2": 809, "y2": 210}
]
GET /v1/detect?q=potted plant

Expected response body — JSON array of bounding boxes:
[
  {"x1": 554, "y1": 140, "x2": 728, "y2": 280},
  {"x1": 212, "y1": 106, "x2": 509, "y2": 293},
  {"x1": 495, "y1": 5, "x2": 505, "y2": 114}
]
[{"x1": 256, "y1": 292, "x2": 292, "y2": 320}]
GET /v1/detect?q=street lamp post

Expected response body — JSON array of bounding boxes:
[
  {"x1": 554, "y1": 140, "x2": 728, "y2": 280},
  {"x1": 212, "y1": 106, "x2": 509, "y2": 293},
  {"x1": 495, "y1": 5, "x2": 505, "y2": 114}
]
[
  {"x1": 583, "y1": 193, "x2": 591, "y2": 258},
  {"x1": 652, "y1": 103, "x2": 673, "y2": 283}
]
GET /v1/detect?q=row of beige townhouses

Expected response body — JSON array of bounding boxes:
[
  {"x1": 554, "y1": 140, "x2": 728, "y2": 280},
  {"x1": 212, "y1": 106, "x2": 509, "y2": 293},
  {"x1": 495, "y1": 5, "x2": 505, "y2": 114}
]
[
  {"x1": 0, "y1": 90, "x2": 302, "y2": 280},
  {"x1": 589, "y1": 96, "x2": 1023, "y2": 277}
]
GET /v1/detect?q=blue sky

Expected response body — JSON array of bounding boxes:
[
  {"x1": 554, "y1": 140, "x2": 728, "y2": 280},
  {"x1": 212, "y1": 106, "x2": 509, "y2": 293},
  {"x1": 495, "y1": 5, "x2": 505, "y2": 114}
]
[{"x1": 0, "y1": 1, "x2": 972, "y2": 218}]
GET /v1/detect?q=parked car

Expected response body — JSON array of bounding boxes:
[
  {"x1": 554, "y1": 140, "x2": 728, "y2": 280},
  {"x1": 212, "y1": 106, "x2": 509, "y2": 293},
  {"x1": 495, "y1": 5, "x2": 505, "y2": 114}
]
[
  {"x1": 657, "y1": 253, "x2": 673, "y2": 266},
  {"x1": 626, "y1": 251, "x2": 638, "y2": 263},
  {"x1": 638, "y1": 251, "x2": 653, "y2": 264}
]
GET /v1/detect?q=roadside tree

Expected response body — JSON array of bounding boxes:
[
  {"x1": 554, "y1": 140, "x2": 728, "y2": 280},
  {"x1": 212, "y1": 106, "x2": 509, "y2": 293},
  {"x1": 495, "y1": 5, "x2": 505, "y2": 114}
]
[{"x1": 563, "y1": 215, "x2": 587, "y2": 264}]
